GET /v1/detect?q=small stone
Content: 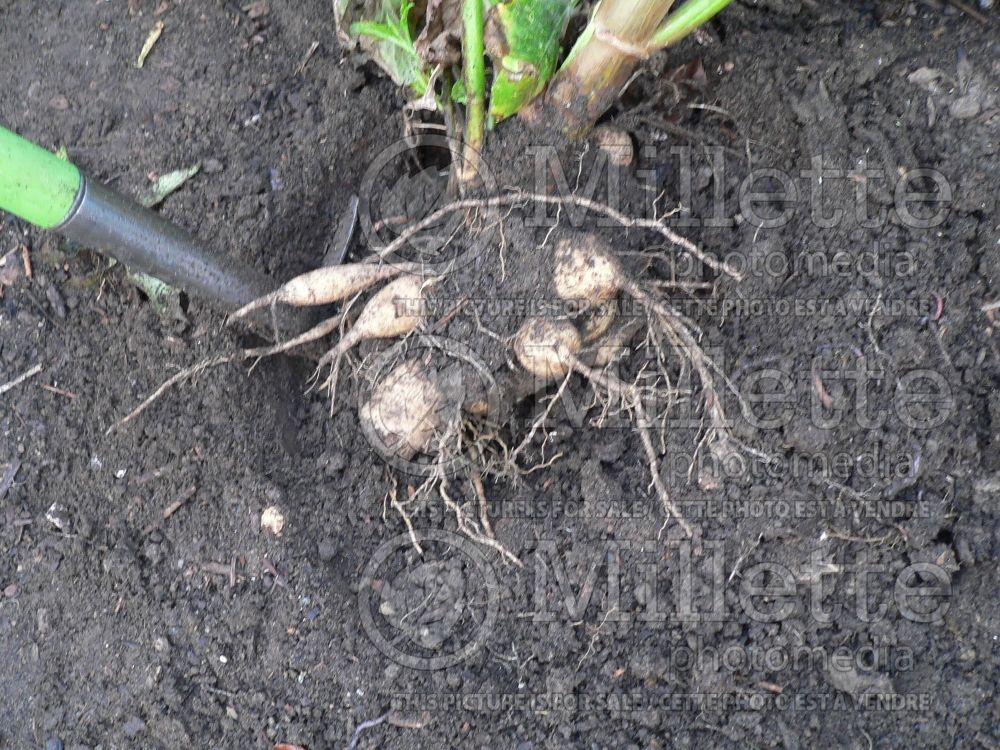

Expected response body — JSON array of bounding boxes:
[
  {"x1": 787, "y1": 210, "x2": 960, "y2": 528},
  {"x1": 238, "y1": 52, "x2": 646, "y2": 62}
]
[
  {"x1": 44, "y1": 738, "x2": 63, "y2": 750},
  {"x1": 45, "y1": 502, "x2": 71, "y2": 533},
  {"x1": 261, "y1": 505, "x2": 285, "y2": 536},
  {"x1": 3, "y1": 583, "x2": 19, "y2": 599},
  {"x1": 49, "y1": 95, "x2": 69, "y2": 111},
  {"x1": 592, "y1": 125, "x2": 634, "y2": 167},
  {"x1": 46, "y1": 284, "x2": 67, "y2": 318},
  {"x1": 317, "y1": 538, "x2": 339, "y2": 562},
  {"x1": 203, "y1": 158, "x2": 223, "y2": 173}
]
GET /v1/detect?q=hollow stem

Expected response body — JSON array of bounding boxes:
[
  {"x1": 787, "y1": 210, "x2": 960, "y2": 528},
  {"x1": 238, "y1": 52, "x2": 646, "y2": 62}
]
[{"x1": 542, "y1": 0, "x2": 731, "y2": 136}]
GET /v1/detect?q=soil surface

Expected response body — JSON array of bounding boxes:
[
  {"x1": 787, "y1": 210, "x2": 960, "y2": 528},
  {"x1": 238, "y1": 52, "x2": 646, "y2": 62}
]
[{"x1": 2, "y1": 1, "x2": 999, "y2": 748}]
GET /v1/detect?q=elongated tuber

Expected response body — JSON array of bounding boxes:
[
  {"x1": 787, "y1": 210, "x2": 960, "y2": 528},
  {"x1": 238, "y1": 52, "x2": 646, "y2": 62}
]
[
  {"x1": 229, "y1": 262, "x2": 411, "y2": 321},
  {"x1": 319, "y1": 274, "x2": 433, "y2": 404}
]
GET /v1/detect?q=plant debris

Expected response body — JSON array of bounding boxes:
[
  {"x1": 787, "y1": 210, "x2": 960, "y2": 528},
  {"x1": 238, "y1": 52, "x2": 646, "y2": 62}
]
[
  {"x1": 140, "y1": 163, "x2": 200, "y2": 208},
  {"x1": 125, "y1": 163, "x2": 201, "y2": 318},
  {"x1": 0, "y1": 363, "x2": 43, "y2": 396},
  {"x1": 136, "y1": 20, "x2": 165, "y2": 69}
]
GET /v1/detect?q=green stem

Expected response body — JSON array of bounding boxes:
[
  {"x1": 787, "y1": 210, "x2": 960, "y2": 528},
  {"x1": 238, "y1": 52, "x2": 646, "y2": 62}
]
[
  {"x1": 461, "y1": 0, "x2": 486, "y2": 183},
  {"x1": 649, "y1": 0, "x2": 731, "y2": 48}
]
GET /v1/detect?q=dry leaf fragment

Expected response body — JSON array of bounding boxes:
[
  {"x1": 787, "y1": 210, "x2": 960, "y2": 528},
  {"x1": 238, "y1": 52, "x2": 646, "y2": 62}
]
[
  {"x1": 136, "y1": 20, "x2": 165, "y2": 68},
  {"x1": 415, "y1": 0, "x2": 462, "y2": 67}
]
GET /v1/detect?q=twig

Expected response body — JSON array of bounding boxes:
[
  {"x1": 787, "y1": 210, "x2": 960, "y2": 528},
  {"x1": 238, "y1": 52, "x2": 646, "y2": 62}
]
[
  {"x1": 0, "y1": 459, "x2": 21, "y2": 501},
  {"x1": 947, "y1": 0, "x2": 989, "y2": 24},
  {"x1": 40, "y1": 383, "x2": 77, "y2": 399},
  {"x1": 0, "y1": 364, "x2": 42, "y2": 396},
  {"x1": 346, "y1": 713, "x2": 389, "y2": 750},
  {"x1": 162, "y1": 486, "x2": 198, "y2": 521},
  {"x1": 21, "y1": 245, "x2": 32, "y2": 279},
  {"x1": 295, "y1": 40, "x2": 320, "y2": 75}
]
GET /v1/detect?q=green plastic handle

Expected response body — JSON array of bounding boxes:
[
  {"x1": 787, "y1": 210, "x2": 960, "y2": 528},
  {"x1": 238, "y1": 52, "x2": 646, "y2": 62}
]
[{"x1": 0, "y1": 125, "x2": 82, "y2": 229}]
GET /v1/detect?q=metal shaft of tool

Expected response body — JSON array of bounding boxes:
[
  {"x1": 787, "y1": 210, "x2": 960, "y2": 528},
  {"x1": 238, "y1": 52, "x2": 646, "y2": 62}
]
[
  {"x1": 1, "y1": 124, "x2": 317, "y2": 343},
  {"x1": 59, "y1": 175, "x2": 274, "y2": 310}
]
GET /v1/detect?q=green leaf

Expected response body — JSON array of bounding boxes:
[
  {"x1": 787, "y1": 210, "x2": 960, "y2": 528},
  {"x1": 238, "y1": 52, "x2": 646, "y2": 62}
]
[
  {"x1": 488, "y1": 0, "x2": 575, "y2": 120},
  {"x1": 347, "y1": 0, "x2": 430, "y2": 95}
]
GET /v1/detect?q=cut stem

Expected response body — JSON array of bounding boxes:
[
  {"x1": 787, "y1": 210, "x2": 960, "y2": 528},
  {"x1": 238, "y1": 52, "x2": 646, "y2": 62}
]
[
  {"x1": 461, "y1": 0, "x2": 487, "y2": 184},
  {"x1": 542, "y1": 0, "x2": 732, "y2": 135}
]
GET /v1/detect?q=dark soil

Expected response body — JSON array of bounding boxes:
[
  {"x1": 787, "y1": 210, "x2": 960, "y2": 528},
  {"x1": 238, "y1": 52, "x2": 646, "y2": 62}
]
[{"x1": 2, "y1": 1, "x2": 1000, "y2": 748}]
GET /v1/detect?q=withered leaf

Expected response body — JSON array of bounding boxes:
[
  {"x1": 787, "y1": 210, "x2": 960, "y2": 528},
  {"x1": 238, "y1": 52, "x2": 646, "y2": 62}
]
[{"x1": 415, "y1": 0, "x2": 462, "y2": 67}]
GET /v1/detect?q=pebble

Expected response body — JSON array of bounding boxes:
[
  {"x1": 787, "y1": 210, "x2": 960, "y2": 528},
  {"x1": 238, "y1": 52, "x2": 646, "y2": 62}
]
[
  {"x1": 45, "y1": 502, "x2": 71, "y2": 533},
  {"x1": 317, "y1": 538, "x2": 339, "y2": 562},
  {"x1": 261, "y1": 505, "x2": 285, "y2": 536},
  {"x1": 592, "y1": 125, "x2": 634, "y2": 167},
  {"x1": 44, "y1": 738, "x2": 63, "y2": 750},
  {"x1": 46, "y1": 284, "x2": 67, "y2": 318}
]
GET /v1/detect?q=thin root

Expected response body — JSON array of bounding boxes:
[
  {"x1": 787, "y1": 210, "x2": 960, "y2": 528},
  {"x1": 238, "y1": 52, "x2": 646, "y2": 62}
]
[{"x1": 111, "y1": 315, "x2": 344, "y2": 433}]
